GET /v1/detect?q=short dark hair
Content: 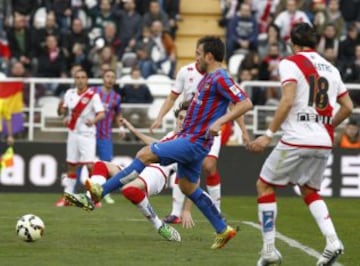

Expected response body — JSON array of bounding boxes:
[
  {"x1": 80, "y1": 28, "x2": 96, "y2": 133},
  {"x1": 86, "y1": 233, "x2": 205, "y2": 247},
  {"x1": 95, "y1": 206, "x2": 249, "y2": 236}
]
[
  {"x1": 174, "y1": 101, "x2": 189, "y2": 118},
  {"x1": 290, "y1": 23, "x2": 317, "y2": 49},
  {"x1": 197, "y1": 36, "x2": 225, "y2": 62}
]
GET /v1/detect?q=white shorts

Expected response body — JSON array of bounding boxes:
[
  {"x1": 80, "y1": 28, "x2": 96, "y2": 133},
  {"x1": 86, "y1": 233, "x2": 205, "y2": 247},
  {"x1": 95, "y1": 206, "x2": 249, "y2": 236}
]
[
  {"x1": 208, "y1": 135, "x2": 221, "y2": 159},
  {"x1": 66, "y1": 131, "x2": 96, "y2": 164},
  {"x1": 138, "y1": 163, "x2": 175, "y2": 196},
  {"x1": 259, "y1": 142, "x2": 331, "y2": 190}
]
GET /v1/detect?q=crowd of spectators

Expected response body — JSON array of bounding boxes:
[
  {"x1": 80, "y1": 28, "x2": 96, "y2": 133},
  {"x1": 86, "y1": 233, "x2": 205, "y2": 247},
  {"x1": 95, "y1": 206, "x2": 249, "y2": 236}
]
[
  {"x1": 0, "y1": 0, "x2": 180, "y2": 101},
  {"x1": 221, "y1": 0, "x2": 360, "y2": 107}
]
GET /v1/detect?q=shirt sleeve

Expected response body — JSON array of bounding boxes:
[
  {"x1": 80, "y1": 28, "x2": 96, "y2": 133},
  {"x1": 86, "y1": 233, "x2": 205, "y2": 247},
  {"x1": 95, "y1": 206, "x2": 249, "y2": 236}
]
[
  {"x1": 278, "y1": 59, "x2": 299, "y2": 85},
  {"x1": 217, "y1": 71, "x2": 248, "y2": 103},
  {"x1": 172, "y1": 66, "x2": 186, "y2": 95},
  {"x1": 93, "y1": 93, "x2": 105, "y2": 113}
]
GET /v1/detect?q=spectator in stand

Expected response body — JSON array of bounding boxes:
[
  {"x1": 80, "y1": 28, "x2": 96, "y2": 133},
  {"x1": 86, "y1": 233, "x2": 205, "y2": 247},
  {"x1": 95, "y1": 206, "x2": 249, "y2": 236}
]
[
  {"x1": 274, "y1": 0, "x2": 311, "y2": 42},
  {"x1": 338, "y1": 23, "x2": 360, "y2": 69},
  {"x1": 36, "y1": 34, "x2": 67, "y2": 94},
  {"x1": 325, "y1": 0, "x2": 345, "y2": 38},
  {"x1": 32, "y1": 11, "x2": 61, "y2": 57},
  {"x1": 226, "y1": 3, "x2": 258, "y2": 61},
  {"x1": 133, "y1": 0, "x2": 151, "y2": 15},
  {"x1": 149, "y1": 20, "x2": 176, "y2": 78},
  {"x1": 10, "y1": 61, "x2": 45, "y2": 107},
  {"x1": 338, "y1": 0, "x2": 360, "y2": 28},
  {"x1": 238, "y1": 67, "x2": 266, "y2": 106},
  {"x1": 48, "y1": 0, "x2": 72, "y2": 34},
  {"x1": 88, "y1": 0, "x2": 118, "y2": 35},
  {"x1": 134, "y1": 26, "x2": 157, "y2": 78},
  {"x1": 69, "y1": 43, "x2": 93, "y2": 76},
  {"x1": 336, "y1": 116, "x2": 360, "y2": 148},
  {"x1": 114, "y1": 0, "x2": 143, "y2": 56},
  {"x1": 252, "y1": 0, "x2": 280, "y2": 34},
  {"x1": 257, "y1": 23, "x2": 287, "y2": 60},
  {"x1": 239, "y1": 51, "x2": 260, "y2": 80},
  {"x1": 91, "y1": 45, "x2": 118, "y2": 78},
  {"x1": 311, "y1": 0, "x2": 328, "y2": 36},
  {"x1": 101, "y1": 22, "x2": 122, "y2": 60},
  {"x1": 218, "y1": 0, "x2": 239, "y2": 28},
  {"x1": 317, "y1": 23, "x2": 340, "y2": 58},
  {"x1": 121, "y1": 66, "x2": 153, "y2": 129},
  {"x1": 161, "y1": 0, "x2": 181, "y2": 38},
  {"x1": 62, "y1": 18, "x2": 90, "y2": 62},
  {"x1": 323, "y1": 47, "x2": 338, "y2": 66},
  {"x1": 143, "y1": 0, "x2": 170, "y2": 33},
  {"x1": 6, "y1": 13, "x2": 32, "y2": 70},
  {"x1": 122, "y1": 66, "x2": 153, "y2": 104}
]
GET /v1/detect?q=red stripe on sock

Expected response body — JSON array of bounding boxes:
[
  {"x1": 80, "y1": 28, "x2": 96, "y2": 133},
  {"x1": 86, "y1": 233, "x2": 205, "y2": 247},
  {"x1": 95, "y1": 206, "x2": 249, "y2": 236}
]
[
  {"x1": 206, "y1": 171, "x2": 221, "y2": 186},
  {"x1": 67, "y1": 173, "x2": 77, "y2": 179},
  {"x1": 122, "y1": 186, "x2": 145, "y2": 204},
  {"x1": 304, "y1": 192, "x2": 322, "y2": 206},
  {"x1": 92, "y1": 161, "x2": 109, "y2": 179},
  {"x1": 257, "y1": 193, "x2": 276, "y2": 203}
]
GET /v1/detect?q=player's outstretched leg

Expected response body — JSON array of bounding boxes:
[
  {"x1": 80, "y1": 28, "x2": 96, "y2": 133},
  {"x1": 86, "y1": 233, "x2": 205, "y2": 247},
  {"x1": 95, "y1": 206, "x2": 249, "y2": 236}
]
[
  {"x1": 316, "y1": 237, "x2": 344, "y2": 266},
  {"x1": 64, "y1": 192, "x2": 95, "y2": 211}
]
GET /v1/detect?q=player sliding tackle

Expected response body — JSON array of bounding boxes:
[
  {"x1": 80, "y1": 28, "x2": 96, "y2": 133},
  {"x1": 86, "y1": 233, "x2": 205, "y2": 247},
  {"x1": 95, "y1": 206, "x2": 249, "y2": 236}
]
[
  {"x1": 65, "y1": 103, "x2": 192, "y2": 242},
  {"x1": 67, "y1": 36, "x2": 253, "y2": 249}
]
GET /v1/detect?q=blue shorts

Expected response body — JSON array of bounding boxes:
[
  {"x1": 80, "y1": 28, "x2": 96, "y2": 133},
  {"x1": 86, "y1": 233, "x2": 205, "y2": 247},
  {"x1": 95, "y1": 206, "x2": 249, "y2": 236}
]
[
  {"x1": 96, "y1": 139, "x2": 113, "y2": 161},
  {"x1": 150, "y1": 135, "x2": 209, "y2": 183}
]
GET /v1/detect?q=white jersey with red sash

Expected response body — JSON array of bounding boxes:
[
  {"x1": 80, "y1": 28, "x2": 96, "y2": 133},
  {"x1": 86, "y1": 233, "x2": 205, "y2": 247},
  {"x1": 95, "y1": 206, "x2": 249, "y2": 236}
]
[
  {"x1": 278, "y1": 50, "x2": 348, "y2": 148},
  {"x1": 63, "y1": 88, "x2": 104, "y2": 134}
]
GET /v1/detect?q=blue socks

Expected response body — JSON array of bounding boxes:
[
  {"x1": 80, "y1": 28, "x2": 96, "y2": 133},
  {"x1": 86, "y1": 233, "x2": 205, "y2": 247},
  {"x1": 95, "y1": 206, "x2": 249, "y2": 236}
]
[
  {"x1": 102, "y1": 158, "x2": 146, "y2": 197},
  {"x1": 189, "y1": 187, "x2": 226, "y2": 233}
]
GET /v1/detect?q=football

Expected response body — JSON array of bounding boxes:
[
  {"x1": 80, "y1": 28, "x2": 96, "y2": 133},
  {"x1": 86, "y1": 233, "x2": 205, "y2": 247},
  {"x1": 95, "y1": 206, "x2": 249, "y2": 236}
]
[{"x1": 16, "y1": 214, "x2": 45, "y2": 242}]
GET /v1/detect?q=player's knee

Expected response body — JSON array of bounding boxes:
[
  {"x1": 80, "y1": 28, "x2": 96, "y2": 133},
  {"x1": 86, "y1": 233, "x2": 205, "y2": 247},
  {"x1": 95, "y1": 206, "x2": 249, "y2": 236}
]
[
  {"x1": 92, "y1": 161, "x2": 109, "y2": 178},
  {"x1": 136, "y1": 146, "x2": 158, "y2": 164},
  {"x1": 256, "y1": 178, "x2": 273, "y2": 196},
  {"x1": 202, "y1": 157, "x2": 217, "y2": 174},
  {"x1": 122, "y1": 186, "x2": 145, "y2": 204}
]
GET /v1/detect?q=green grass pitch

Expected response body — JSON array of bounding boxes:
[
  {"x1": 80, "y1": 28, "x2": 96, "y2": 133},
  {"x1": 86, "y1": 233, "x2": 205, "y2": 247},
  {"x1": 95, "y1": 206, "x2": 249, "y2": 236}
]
[{"x1": 0, "y1": 194, "x2": 358, "y2": 266}]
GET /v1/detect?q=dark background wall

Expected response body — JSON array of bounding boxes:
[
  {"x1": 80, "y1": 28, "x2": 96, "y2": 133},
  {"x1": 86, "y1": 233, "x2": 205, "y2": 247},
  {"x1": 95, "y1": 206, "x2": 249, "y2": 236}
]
[{"x1": 0, "y1": 143, "x2": 359, "y2": 197}]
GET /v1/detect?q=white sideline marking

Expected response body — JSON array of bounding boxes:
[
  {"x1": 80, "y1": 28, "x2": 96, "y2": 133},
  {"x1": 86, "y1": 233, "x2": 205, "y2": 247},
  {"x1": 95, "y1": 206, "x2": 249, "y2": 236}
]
[{"x1": 242, "y1": 221, "x2": 343, "y2": 266}]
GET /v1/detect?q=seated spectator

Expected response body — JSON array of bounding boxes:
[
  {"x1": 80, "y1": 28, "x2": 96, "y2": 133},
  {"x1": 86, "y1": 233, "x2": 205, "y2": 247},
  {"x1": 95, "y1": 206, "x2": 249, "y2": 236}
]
[
  {"x1": 0, "y1": 33, "x2": 10, "y2": 73},
  {"x1": 121, "y1": 66, "x2": 153, "y2": 129},
  {"x1": 143, "y1": 0, "x2": 170, "y2": 34},
  {"x1": 6, "y1": 13, "x2": 32, "y2": 70},
  {"x1": 338, "y1": 23, "x2": 360, "y2": 69},
  {"x1": 88, "y1": 0, "x2": 118, "y2": 34},
  {"x1": 91, "y1": 45, "x2": 118, "y2": 78},
  {"x1": 226, "y1": 3, "x2": 258, "y2": 61},
  {"x1": 257, "y1": 23, "x2": 287, "y2": 60},
  {"x1": 336, "y1": 116, "x2": 360, "y2": 149},
  {"x1": 311, "y1": 0, "x2": 327, "y2": 36},
  {"x1": 325, "y1": 0, "x2": 345, "y2": 38},
  {"x1": 32, "y1": 11, "x2": 61, "y2": 57},
  {"x1": 122, "y1": 66, "x2": 153, "y2": 103},
  {"x1": 101, "y1": 22, "x2": 122, "y2": 60},
  {"x1": 114, "y1": 0, "x2": 143, "y2": 56},
  {"x1": 238, "y1": 67, "x2": 266, "y2": 106},
  {"x1": 134, "y1": 26, "x2": 156, "y2": 78},
  {"x1": 69, "y1": 43, "x2": 93, "y2": 76},
  {"x1": 48, "y1": 0, "x2": 72, "y2": 34},
  {"x1": 35, "y1": 34, "x2": 67, "y2": 94},
  {"x1": 274, "y1": 0, "x2": 311, "y2": 42},
  {"x1": 317, "y1": 23, "x2": 340, "y2": 58}
]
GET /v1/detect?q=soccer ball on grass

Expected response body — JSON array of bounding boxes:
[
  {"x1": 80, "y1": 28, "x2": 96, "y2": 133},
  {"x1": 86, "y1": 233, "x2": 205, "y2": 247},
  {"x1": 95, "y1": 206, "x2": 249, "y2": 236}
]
[{"x1": 16, "y1": 214, "x2": 45, "y2": 242}]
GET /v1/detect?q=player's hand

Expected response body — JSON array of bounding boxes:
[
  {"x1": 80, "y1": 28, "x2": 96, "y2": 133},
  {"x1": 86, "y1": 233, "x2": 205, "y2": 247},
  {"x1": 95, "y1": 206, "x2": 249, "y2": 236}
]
[
  {"x1": 248, "y1": 135, "x2": 271, "y2": 153},
  {"x1": 85, "y1": 119, "x2": 94, "y2": 127},
  {"x1": 242, "y1": 131, "x2": 250, "y2": 148},
  {"x1": 207, "y1": 123, "x2": 221, "y2": 138},
  {"x1": 150, "y1": 118, "x2": 162, "y2": 133},
  {"x1": 181, "y1": 210, "x2": 195, "y2": 229}
]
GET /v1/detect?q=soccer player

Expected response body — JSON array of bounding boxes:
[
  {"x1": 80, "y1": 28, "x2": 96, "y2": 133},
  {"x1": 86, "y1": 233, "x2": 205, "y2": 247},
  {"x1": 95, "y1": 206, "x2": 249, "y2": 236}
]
[
  {"x1": 248, "y1": 23, "x2": 353, "y2": 266},
  {"x1": 69, "y1": 36, "x2": 253, "y2": 249},
  {"x1": 91, "y1": 69, "x2": 124, "y2": 205},
  {"x1": 55, "y1": 69, "x2": 105, "y2": 207},
  {"x1": 67, "y1": 102, "x2": 190, "y2": 241},
  {"x1": 150, "y1": 50, "x2": 249, "y2": 225}
]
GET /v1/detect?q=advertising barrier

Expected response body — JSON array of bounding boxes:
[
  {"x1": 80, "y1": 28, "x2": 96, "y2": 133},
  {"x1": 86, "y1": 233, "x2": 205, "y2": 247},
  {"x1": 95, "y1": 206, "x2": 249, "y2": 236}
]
[{"x1": 0, "y1": 143, "x2": 359, "y2": 197}]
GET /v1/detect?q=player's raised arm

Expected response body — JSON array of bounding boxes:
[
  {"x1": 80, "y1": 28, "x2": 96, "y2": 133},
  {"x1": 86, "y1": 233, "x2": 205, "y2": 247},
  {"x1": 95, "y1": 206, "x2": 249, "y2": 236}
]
[
  {"x1": 123, "y1": 118, "x2": 159, "y2": 144},
  {"x1": 150, "y1": 91, "x2": 179, "y2": 133}
]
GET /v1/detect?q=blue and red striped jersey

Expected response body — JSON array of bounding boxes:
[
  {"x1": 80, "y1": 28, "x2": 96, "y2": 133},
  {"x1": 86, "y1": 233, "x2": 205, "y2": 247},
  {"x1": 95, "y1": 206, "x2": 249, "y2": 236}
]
[
  {"x1": 181, "y1": 68, "x2": 247, "y2": 143},
  {"x1": 92, "y1": 86, "x2": 121, "y2": 140}
]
